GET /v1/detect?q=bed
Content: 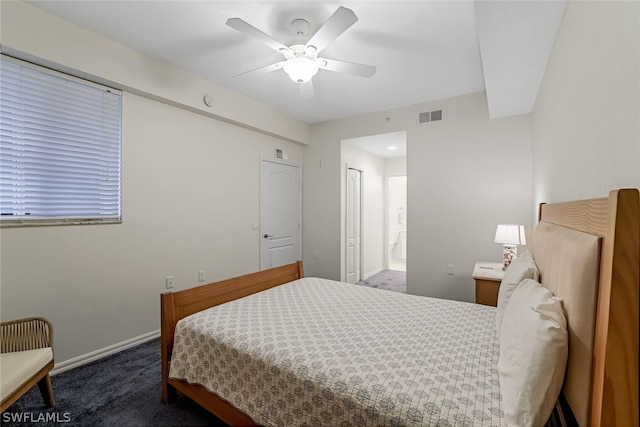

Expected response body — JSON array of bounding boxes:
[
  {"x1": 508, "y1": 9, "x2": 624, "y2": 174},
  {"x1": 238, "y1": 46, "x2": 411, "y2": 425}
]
[{"x1": 161, "y1": 188, "x2": 639, "y2": 426}]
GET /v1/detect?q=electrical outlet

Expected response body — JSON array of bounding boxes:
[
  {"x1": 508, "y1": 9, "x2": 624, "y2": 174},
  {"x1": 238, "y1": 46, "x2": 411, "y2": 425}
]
[
  {"x1": 447, "y1": 265, "x2": 454, "y2": 275},
  {"x1": 165, "y1": 276, "x2": 174, "y2": 289},
  {"x1": 198, "y1": 271, "x2": 205, "y2": 282}
]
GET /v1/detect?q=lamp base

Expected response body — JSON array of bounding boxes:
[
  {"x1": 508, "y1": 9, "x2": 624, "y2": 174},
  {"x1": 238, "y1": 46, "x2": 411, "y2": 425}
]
[{"x1": 502, "y1": 244, "x2": 518, "y2": 270}]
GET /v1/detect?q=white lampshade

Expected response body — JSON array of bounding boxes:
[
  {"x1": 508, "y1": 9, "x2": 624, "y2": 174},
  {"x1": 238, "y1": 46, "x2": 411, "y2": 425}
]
[
  {"x1": 494, "y1": 224, "x2": 526, "y2": 245},
  {"x1": 283, "y1": 57, "x2": 319, "y2": 84}
]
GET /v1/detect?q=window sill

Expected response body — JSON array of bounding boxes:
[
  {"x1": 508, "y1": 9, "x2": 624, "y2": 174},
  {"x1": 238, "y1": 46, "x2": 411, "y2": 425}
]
[{"x1": 0, "y1": 218, "x2": 122, "y2": 228}]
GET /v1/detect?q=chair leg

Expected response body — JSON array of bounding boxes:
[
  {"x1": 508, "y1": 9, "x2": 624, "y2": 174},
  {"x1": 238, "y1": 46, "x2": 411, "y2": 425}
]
[{"x1": 36, "y1": 374, "x2": 54, "y2": 407}]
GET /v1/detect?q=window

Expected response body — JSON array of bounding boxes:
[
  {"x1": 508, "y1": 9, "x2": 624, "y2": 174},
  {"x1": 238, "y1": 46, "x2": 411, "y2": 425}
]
[{"x1": 0, "y1": 56, "x2": 122, "y2": 227}]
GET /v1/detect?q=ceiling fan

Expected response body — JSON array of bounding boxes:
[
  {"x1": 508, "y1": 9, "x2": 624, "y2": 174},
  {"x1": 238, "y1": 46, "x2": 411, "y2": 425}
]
[{"x1": 226, "y1": 6, "x2": 376, "y2": 87}]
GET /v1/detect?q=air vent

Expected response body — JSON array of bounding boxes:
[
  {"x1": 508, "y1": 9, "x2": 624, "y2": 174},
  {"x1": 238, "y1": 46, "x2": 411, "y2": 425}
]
[{"x1": 419, "y1": 109, "x2": 443, "y2": 123}]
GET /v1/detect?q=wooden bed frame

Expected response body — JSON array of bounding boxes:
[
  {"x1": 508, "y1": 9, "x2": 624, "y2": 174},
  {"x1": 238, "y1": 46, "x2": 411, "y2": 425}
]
[
  {"x1": 161, "y1": 261, "x2": 304, "y2": 425},
  {"x1": 161, "y1": 189, "x2": 639, "y2": 427}
]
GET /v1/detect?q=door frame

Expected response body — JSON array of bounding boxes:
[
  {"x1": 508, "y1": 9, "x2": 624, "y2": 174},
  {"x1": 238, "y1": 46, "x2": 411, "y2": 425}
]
[
  {"x1": 385, "y1": 173, "x2": 407, "y2": 271},
  {"x1": 259, "y1": 156, "x2": 302, "y2": 270}
]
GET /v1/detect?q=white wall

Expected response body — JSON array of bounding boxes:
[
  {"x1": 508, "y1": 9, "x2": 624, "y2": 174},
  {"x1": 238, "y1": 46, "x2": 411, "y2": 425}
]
[
  {"x1": 0, "y1": 2, "x2": 304, "y2": 364},
  {"x1": 407, "y1": 93, "x2": 533, "y2": 300},
  {"x1": 388, "y1": 176, "x2": 407, "y2": 236},
  {"x1": 341, "y1": 144, "x2": 385, "y2": 279},
  {"x1": 304, "y1": 91, "x2": 533, "y2": 301},
  {"x1": 532, "y1": 0, "x2": 640, "y2": 207}
]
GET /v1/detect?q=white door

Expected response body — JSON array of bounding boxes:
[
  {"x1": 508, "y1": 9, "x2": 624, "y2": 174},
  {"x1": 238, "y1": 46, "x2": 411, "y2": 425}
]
[
  {"x1": 346, "y1": 168, "x2": 362, "y2": 283},
  {"x1": 260, "y1": 158, "x2": 302, "y2": 270}
]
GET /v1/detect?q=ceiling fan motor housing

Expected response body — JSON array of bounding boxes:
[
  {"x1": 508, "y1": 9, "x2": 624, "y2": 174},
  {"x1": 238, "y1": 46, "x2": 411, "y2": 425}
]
[{"x1": 284, "y1": 44, "x2": 317, "y2": 60}]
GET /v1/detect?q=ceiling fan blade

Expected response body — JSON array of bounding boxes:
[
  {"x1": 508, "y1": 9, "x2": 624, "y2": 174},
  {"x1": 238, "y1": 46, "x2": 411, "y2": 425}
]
[
  {"x1": 226, "y1": 18, "x2": 292, "y2": 55},
  {"x1": 232, "y1": 61, "x2": 285, "y2": 78},
  {"x1": 298, "y1": 80, "x2": 315, "y2": 99},
  {"x1": 305, "y1": 6, "x2": 358, "y2": 53},
  {"x1": 318, "y1": 58, "x2": 376, "y2": 78}
]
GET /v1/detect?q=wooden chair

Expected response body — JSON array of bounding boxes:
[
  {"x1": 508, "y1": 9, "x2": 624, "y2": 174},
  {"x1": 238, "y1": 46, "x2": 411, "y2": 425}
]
[{"x1": 0, "y1": 317, "x2": 55, "y2": 412}]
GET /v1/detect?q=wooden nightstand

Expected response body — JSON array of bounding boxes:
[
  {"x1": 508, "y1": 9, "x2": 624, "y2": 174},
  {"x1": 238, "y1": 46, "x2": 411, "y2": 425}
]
[{"x1": 472, "y1": 262, "x2": 504, "y2": 306}]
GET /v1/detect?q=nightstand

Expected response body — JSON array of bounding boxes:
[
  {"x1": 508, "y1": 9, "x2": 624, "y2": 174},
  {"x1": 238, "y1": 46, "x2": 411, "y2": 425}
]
[{"x1": 472, "y1": 262, "x2": 504, "y2": 306}]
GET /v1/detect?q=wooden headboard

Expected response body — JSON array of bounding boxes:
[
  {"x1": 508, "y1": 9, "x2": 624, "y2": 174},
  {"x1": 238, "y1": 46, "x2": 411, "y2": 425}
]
[
  {"x1": 160, "y1": 260, "x2": 304, "y2": 424},
  {"x1": 538, "y1": 189, "x2": 639, "y2": 427}
]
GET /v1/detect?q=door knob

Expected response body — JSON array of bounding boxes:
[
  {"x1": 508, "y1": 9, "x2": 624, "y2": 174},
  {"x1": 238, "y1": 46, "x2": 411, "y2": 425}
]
[{"x1": 263, "y1": 234, "x2": 273, "y2": 239}]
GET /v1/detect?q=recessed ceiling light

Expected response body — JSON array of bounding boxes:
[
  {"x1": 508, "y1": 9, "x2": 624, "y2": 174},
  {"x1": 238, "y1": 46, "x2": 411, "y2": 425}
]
[{"x1": 387, "y1": 145, "x2": 397, "y2": 150}]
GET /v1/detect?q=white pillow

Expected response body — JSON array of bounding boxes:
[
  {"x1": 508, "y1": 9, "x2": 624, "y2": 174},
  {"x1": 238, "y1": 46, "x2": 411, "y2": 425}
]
[
  {"x1": 498, "y1": 278, "x2": 568, "y2": 427},
  {"x1": 495, "y1": 251, "x2": 539, "y2": 334}
]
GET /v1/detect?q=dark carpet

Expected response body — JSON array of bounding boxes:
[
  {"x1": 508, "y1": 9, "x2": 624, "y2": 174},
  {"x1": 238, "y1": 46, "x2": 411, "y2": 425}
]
[
  {"x1": 2, "y1": 338, "x2": 226, "y2": 427},
  {"x1": 356, "y1": 269, "x2": 406, "y2": 293}
]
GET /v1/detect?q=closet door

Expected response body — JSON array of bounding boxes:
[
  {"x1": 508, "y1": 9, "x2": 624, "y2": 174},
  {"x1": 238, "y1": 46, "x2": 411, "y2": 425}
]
[{"x1": 346, "y1": 167, "x2": 362, "y2": 283}]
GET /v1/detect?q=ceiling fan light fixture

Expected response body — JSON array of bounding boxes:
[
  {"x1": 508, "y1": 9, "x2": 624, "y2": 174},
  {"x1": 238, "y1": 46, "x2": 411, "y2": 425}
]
[{"x1": 283, "y1": 57, "x2": 319, "y2": 84}]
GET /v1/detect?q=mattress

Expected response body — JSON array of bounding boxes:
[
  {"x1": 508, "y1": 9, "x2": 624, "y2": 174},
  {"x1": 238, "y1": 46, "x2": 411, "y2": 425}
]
[{"x1": 169, "y1": 277, "x2": 502, "y2": 426}]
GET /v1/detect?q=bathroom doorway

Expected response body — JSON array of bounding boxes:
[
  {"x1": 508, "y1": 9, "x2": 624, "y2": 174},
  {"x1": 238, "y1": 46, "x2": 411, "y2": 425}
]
[
  {"x1": 387, "y1": 175, "x2": 406, "y2": 272},
  {"x1": 341, "y1": 130, "x2": 407, "y2": 282}
]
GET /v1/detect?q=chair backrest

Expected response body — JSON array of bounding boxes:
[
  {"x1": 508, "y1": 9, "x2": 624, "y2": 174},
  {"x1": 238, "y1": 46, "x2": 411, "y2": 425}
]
[{"x1": 1, "y1": 317, "x2": 53, "y2": 353}]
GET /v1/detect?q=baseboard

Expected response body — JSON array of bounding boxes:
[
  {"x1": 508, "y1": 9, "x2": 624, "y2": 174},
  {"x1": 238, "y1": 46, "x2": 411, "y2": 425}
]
[
  {"x1": 51, "y1": 329, "x2": 160, "y2": 376},
  {"x1": 363, "y1": 266, "x2": 384, "y2": 280}
]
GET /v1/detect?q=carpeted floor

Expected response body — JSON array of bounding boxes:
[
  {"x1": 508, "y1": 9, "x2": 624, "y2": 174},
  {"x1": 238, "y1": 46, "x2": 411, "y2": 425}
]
[
  {"x1": 2, "y1": 338, "x2": 225, "y2": 427},
  {"x1": 356, "y1": 269, "x2": 406, "y2": 293}
]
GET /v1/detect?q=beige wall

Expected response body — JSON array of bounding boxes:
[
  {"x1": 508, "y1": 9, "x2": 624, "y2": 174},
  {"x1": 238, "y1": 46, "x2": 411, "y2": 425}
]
[
  {"x1": 0, "y1": 90, "x2": 303, "y2": 366},
  {"x1": 303, "y1": 0, "x2": 639, "y2": 300},
  {"x1": 304, "y1": 92, "x2": 533, "y2": 301},
  {"x1": 0, "y1": 2, "x2": 304, "y2": 365},
  {"x1": 532, "y1": 0, "x2": 640, "y2": 208}
]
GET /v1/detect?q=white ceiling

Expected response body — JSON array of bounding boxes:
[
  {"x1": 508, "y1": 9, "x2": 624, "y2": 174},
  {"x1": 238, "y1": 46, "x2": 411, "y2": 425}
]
[
  {"x1": 344, "y1": 131, "x2": 408, "y2": 159},
  {"x1": 25, "y1": 0, "x2": 566, "y2": 125}
]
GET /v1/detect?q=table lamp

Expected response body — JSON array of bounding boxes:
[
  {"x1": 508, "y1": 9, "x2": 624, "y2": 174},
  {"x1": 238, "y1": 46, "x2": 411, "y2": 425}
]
[{"x1": 494, "y1": 224, "x2": 526, "y2": 270}]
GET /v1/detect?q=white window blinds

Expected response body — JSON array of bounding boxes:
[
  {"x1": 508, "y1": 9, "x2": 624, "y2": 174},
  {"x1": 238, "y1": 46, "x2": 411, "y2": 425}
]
[{"x1": 0, "y1": 56, "x2": 122, "y2": 226}]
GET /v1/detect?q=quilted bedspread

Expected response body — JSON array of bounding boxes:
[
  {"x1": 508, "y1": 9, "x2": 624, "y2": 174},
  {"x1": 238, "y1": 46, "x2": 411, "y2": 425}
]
[{"x1": 169, "y1": 277, "x2": 502, "y2": 426}]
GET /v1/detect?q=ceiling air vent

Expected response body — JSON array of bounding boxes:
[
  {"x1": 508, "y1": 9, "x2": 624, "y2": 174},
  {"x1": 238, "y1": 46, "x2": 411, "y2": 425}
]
[{"x1": 419, "y1": 109, "x2": 443, "y2": 124}]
